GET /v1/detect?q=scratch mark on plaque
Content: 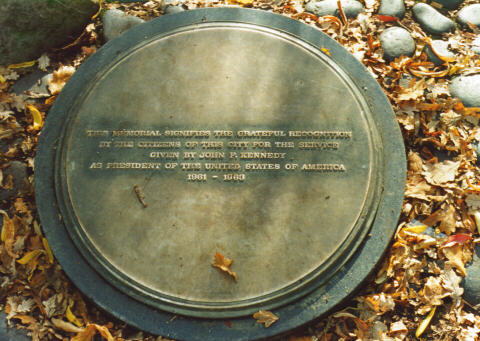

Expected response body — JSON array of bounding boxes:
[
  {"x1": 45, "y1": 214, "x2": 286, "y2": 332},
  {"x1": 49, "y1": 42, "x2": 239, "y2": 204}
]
[
  {"x1": 142, "y1": 172, "x2": 155, "y2": 187},
  {"x1": 133, "y1": 185, "x2": 147, "y2": 208}
]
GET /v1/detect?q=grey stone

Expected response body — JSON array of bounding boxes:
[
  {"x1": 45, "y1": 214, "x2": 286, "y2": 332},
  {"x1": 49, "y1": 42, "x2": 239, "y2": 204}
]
[
  {"x1": 0, "y1": 161, "x2": 29, "y2": 202},
  {"x1": 0, "y1": 311, "x2": 30, "y2": 341},
  {"x1": 378, "y1": 0, "x2": 405, "y2": 19},
  {"x1": 0, "y1": 0, "x2": 97, "y2": 66},
  {"x1": 103, "y1": 9, "x2": 145, "y2": 42},
  {"x1": 11, "y1": 70, "x2": 52, "y2": 96},
  {"x1": 457, "y1": 4, "x2": 480, "y2": 28},
  {"x1": 412, "y1": 3, "x2": 455, "y2": 35},
  {"x1": 463, "y1": 246, "x2": 480, "y2": 305},
  {"x1": 165, "y1": 5, "x2": 185, "y2": 14},
  {"x1": 424, "y1": 40, "x2": 455, "y2": 66},
  {"x1": 431, "y1": 0, "x2": 464, "y2": 10},
  {"x1": 450, "y1": 74, "x2": 480, "y2": 107},
  {"x1": 472, "y1": 36, "x2": 480, "y2": 54},
  {"x1": 305, "y1": 0, "x2": 364, "y2": 18},
  {"x1": 380, "y1": 27, "x2": 415, "y2": 61}
]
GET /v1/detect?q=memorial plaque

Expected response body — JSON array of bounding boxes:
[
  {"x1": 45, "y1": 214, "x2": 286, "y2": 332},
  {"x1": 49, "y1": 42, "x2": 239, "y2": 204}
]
[{"x1": 36, "y1": 8, "x2": 406, "y2": 340}]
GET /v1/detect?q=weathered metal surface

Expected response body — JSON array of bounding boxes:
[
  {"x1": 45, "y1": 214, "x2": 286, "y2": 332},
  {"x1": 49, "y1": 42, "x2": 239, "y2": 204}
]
[{"x1": 36, "y1": 8, "x2": 406, "y2": 340}]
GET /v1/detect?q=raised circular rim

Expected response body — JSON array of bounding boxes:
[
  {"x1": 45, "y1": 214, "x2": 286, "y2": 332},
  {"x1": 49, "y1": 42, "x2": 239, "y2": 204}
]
[
  {"x1": 35, "y1": 8, "x2": 406, "y2": 340},
  {"x1": 55, "y1": 22, "x2": 382, "y2": 318}
]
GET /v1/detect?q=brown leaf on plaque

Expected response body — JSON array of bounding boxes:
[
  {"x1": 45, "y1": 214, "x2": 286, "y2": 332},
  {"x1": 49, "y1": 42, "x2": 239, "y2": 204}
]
[
  {"x1": 253, "y1": 310, "x2": 279, "y2": 328},
  {"x1": 212, "y1": 251, "x2": 238, "y2": 281}
]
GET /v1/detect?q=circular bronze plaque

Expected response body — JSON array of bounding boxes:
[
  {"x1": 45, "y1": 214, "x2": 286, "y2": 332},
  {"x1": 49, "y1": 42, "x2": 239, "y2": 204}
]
[{"x1": 36, "y1": 8, "x2": 405, "y2": 340}]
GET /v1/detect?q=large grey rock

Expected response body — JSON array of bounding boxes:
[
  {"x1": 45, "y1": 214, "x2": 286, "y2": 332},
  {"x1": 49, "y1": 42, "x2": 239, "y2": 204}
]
[
  {"x1": 305, "y1": 0, "x2": 364, "y2": 18},
  {"x1": 424, "y1": 40, "x2": 455, "y2": 66},
  {"x1": 0, "y1": 0, "x2": 97, "y2": 66},
  {"x1": 412, "y1": 3, "x2": 455, "y2": 35},
  {"x1": 0, "y1": 161, "x2": 29, "y2": 202},
  {"x1": 103, "y1": 9, "x2": 145, "y2": 42},
  {"x1": 450, "y1": 74, "x2": 480, "y2": 107},
  {"x1": 464, "y1": 246, "x2": 480, "y2": 305},
  {"x1": 457, "y1": 4, "x2": 480, "y2": 28},
  {"x1": 380, "y1": 27, "x2": 415, "y2": 61},
  {"x1": 432, "y1": 0, "x2": 464, "y2": 10},
  {"x1": 378, "y1": 0, "x2": 405, "y2": 19}
]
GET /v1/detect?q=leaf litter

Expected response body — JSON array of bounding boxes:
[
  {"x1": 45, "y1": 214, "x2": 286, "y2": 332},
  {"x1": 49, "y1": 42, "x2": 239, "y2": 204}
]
[{"x1": 2, "y1": 0, "x2": 480, "y2": 339}]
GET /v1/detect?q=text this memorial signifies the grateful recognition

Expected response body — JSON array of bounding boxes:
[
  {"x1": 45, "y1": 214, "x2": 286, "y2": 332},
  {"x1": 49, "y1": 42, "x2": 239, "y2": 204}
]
[
  {"x1": 86, "y1": 128, "x2": 351, "y2": 176},
  {"x1": 35, "y1": 8, "x2": 406, "y2": 341}
]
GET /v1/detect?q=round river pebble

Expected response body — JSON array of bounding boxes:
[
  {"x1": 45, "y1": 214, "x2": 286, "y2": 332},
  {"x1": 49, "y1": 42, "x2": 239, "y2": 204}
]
[
  {"x1": 424, "y1": 40, "x2": 455, "y2": 66},
  {"x1": 463, "y1": 246, "x2": 480, "y2": 306},
  {"x1": 165, "y1": 5, "x2": 185, "y2": 14},
  {"x1": 378, "y1": 0, "x2": 405, "y2": 19},
  {"x1": 457, "y1": 4, "x2": 480, "y2": 28},
  {"x1": 412, "y1": 3, "x2": 455, "y2": 35},
  {"x1": 103, "y1": 9, "x2": 145, "y2": 42},
  {"x1": 450, "y1": 74, "x2": 480, "y2": 107},
  {"x1": 305, "y1": 0, "x2": 364, "y2": 18},
  {"x1": 379, "y1": 27, "x2": 415, "y2": 61}
]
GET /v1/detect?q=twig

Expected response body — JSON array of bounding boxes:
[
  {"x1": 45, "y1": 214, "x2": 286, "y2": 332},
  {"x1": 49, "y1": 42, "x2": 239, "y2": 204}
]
[
  {"x1": 133, "y1": 185, "x2": 147, "y2": 208},
  {"x1": 337, "y1": 0, "x2": 348, "y2": 27}
]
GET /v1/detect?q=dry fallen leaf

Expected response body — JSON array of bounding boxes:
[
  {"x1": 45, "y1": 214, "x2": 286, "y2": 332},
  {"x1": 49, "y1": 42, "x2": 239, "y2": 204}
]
[
  {"x1": 416, "y1": 306, "x2": 436, "y2": 338},
  {"x1": 442, "y1": 244, "x2": 470, "y2": 277},
  {"x1": 253, "y1": 310, "x2": 279, "y2": 328},
  {"x1": 1, "y1": 210, "x2": 16, "y2": 258},
  {"x1": 228, "y1": 0, "x2": 254, "y2": 6},
  {"x1": 422, "y1": 160, "x2": 460, "y2": 186},
  {"x1": 42, "y1": 237, "x2": 54, "y2": 263},
  {"x1": 408, "y1": 151, "x2": 423, "y2": 173},
  {"x1": 364, "y1": 293, "x2": 395, "y2": 314},
  {"x1": 212, "y1": 251, "x2": 238, "y2": 281},
  {"x1": 48, "y1": 65, "x2": 75, "y2": 95},
  {"x1": 7, "y1": 60, "x2": 36, "y2": 69},
  {"x1": 14, "y1": 198, "x2": 29, "y2": 214},
  {"x1": 16, "y1": 249, "x2": 44, "y2": 265},
  {"x1": 422, "y1": 204, "x2": 457, "y2": 235},
  {"x1": 390, "y1": 320, "x2": 407, "y2": 334},
  {"x1": 440, "y1": 267, "x2": 463, "y2": 307},
  {"x1": 26, "y1": 105, "x2": 43, "y2": 130},
  {"x1": 51, "y1": 317, "x2": 84, "y2": 333},
  {"x1": 423, "y1": 276, "x2": 448, "y2": 306},
  {"x1": 66, "y1": 304, "x2": 83, "y2": 327},
  {"x1": 71, "y1": 323, "x2": 114, "y2": 341}
]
